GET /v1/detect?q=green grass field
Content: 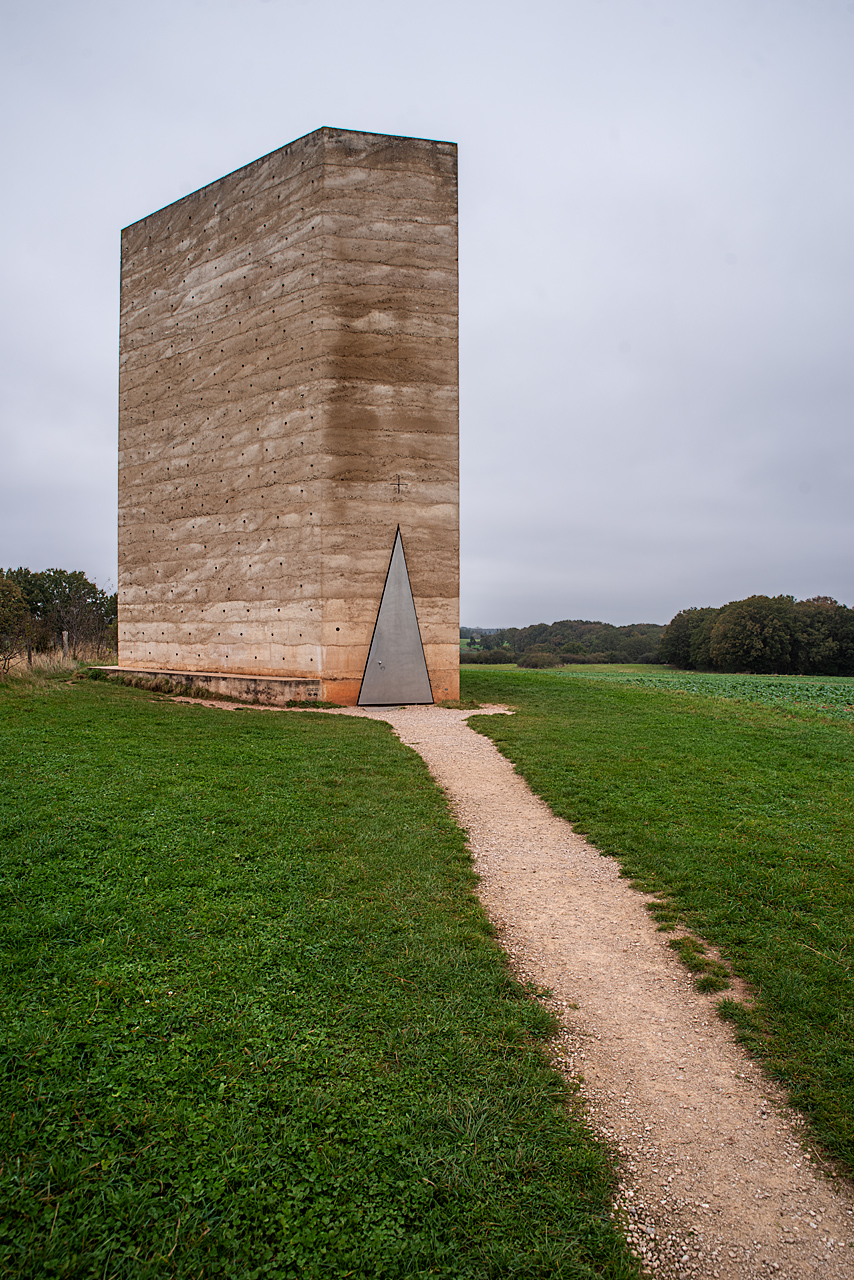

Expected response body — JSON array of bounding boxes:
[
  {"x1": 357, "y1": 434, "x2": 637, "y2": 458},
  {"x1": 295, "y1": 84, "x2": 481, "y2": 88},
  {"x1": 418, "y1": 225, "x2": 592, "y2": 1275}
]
[
  {"x1": 0, "y1": 672, "x2": 638, "y2": 1280},
  {"x1": 557, "y1": 663, "x2": 854, "y2": 721},
  {"x1": 461, "y1": 666, "x2": 854, "y2": 1175}
]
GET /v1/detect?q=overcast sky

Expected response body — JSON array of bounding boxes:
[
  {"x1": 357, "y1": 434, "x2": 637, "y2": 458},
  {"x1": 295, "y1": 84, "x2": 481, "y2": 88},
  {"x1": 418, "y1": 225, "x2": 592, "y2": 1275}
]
[{"x1": 2, "y1": 0, "x2": 853, "y2": 626}]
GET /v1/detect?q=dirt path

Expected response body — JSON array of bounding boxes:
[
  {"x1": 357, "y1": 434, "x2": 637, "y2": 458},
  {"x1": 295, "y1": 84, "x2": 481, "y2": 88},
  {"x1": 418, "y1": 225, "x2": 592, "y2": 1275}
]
[{"x1": 330, "y1": 703, "x2": 854, "y2": 1280}]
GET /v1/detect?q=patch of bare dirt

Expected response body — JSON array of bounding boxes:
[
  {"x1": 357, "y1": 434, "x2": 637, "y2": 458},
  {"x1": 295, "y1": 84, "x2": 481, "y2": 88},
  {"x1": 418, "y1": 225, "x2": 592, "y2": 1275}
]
[{"x1": 329, "y1": 703, "x2": 854, "y2": 1280}]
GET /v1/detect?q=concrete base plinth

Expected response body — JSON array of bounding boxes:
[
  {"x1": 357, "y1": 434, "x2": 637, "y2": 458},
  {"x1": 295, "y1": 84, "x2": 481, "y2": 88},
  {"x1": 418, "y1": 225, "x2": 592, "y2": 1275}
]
[{"x1": 101, "y1": 667, "x2": 323, "y2": 705}]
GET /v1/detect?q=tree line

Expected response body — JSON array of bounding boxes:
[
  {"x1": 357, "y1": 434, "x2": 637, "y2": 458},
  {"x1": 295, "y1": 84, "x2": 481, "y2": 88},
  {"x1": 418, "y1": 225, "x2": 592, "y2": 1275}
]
[
  {"x1": 659, "y1": 595, "x2": 854, "y2": 675},
  {"x1": 461, "y1": 594, "x2": 854, "y2": 676},
  {"x1": 461, "y1": 619, "x2": 665, "y2": 666},
  {"x1": 0, "y1": 568, "x2": 117, "y2": 672}
]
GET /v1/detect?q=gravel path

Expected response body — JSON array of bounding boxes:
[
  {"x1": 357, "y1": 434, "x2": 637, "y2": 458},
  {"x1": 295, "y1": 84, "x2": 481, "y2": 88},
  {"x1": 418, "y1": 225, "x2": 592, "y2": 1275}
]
[{"x1": 330, "y1": 703, "x2": 854, "y2": 1280}]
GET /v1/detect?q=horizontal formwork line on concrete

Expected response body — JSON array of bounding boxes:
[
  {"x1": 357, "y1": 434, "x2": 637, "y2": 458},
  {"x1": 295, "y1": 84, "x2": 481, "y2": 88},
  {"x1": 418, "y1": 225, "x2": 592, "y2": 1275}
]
[
  {"x1": 120, "y1": 353, "x2": 458, "y2": 400},
  {"x1": 123, "y1": 215, "x2": 326, "y2": 266},
  {"x1": 121, "y1": 291, "x2": 457, "y2": 355},
  {"x1": 122, "y1": 313, "x2": 457, "y2": 367},
  {"x1": 121, "y1": 380, "x2": 457, "y2": 418},
  {"x1": 118, "y1": 434, "x2": 456, "y2": 468},
  {"x1": 116, "y1": 501, "x2": 458, "y2": 534},
  {"x1": 123, "y1": 226, "x2": 456, "y2": 286},
  {"x1": 123, "y1": 264, "x2": 457, "y2": 322}
]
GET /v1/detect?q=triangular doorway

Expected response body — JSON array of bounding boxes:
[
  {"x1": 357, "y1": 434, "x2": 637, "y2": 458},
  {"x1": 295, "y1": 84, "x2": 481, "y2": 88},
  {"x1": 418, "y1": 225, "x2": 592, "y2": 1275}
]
[{"x1": 358, "y1": 528, "x2": 433, "y2": 706}]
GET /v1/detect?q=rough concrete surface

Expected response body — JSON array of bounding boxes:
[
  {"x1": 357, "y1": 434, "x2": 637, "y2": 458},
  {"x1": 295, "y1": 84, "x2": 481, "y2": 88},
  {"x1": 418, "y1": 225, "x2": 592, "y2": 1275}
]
[{"x1": 119, "y1": 127, "x2": 459, "y2": 704}]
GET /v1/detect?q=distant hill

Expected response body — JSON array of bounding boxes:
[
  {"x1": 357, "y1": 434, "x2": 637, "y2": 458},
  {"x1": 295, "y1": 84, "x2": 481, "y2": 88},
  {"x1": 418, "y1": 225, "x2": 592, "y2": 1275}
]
[{"x1": 460, "y1": 619, "x2": 664, "y2": 666}]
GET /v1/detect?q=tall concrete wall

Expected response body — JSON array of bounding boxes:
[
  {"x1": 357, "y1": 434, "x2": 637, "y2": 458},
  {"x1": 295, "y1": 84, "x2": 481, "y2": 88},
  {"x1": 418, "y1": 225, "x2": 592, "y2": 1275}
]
[{"x1": 118, "y1": 127, "x2": 459, "y2": 703}]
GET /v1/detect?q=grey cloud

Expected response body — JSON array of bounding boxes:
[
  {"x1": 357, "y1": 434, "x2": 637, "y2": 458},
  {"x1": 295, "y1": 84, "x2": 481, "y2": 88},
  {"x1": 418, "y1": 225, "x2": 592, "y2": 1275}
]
[{"x1": 1, "y1": 0, "x2": 852, "y2": 625}]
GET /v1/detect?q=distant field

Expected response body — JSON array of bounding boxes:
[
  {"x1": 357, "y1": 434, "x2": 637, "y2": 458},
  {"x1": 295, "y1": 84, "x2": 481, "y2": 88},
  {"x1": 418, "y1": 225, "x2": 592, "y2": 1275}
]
[
  {"x1": 461, "y1": 667, "x2": 854, "y2": 1174},
  {"x1": 0, "y1": 673, "x2": 638, "y2": 1280},
  {"x1": 557, "y1": 663, "x2": 854, "y2": 721},
  {"x1": 464, "y1": 660, "x2": 854, "y2": 721}
]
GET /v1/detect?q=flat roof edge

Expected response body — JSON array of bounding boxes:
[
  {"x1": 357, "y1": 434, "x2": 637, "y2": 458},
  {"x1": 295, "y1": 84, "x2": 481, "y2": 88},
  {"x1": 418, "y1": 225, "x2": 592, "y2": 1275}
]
[{"x1": 121, "y1": 127, "x2": 457, "y2": 233}]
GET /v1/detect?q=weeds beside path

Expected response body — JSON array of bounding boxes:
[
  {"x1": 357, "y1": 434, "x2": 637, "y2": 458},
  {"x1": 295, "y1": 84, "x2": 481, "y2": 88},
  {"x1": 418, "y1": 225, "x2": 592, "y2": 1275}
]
[
  {"x1": 0, "y1": 674, "x2": 637, "y2": 1279},
  {"x1": 461, "y1": 667, "x2": 854, "y2": 1175}
]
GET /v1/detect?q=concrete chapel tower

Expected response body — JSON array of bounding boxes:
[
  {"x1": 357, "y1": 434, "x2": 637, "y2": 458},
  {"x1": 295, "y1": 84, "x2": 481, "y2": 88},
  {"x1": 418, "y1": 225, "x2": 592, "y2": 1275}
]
[{"x1": 118, "y1": 128, "x2": 459, "y2": 704}]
